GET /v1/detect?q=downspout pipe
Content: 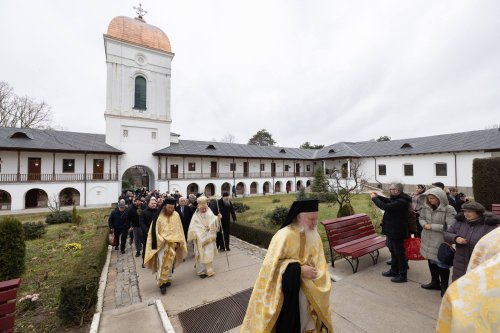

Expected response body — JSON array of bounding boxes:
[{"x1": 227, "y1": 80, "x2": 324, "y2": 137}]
[
  {"x1": 453, "y1": 152, "x2": 458, "y2": 188},
  {"x1": 373, "y1": 157, "x2": 382, "y2": 189}
]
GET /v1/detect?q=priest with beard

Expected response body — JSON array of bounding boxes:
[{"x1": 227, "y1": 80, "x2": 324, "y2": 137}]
[
  {"x1": 144, "y1": 197, "x2": 187, "y2": 295},
  {"x1": 241, "y1": 199, "x2": 333, "y2": 333},
  {"x1": 187, "y1": 196, "x2": 219, "y2": 278}
]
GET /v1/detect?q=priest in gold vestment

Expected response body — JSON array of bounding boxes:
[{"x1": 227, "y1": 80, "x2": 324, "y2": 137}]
[
  {"x1": 436, "y1": 226, "x2": 500, "y2": 332},
  {"x1": 187, "y1": 196, "x2": 219, "y2": 278},
  {"x1": 241, "y1": 199, "x2": 333, "y2": 333},
  {"x1": 144, "y1": 197, "x2": 187, "y2": 295}
]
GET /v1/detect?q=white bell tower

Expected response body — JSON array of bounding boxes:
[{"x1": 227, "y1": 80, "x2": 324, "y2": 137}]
[{"x1": 103, "y1": 8, "x2": 174, "y2": 185}]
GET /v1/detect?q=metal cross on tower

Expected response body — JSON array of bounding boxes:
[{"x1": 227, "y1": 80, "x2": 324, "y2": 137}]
[{"x1": 133, "y1": 3, "x2": 148, "y2": 20}]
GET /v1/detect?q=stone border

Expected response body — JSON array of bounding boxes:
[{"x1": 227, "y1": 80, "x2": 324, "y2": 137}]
[
  {"x1": 156, "y1": 299, "x2": 176, "y2": 333},
  {"x1": 88, "y1": 245, "x2": 113, "y2": 332}
]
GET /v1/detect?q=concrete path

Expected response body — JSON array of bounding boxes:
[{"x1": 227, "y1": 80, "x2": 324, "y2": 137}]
[{"x1": 97, "y1": 237, "x2": 442, "y2": 333}]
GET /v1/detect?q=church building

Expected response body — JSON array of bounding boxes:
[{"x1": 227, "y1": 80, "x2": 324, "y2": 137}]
[{"x1": 0, "y1": 13, "x2": 499, "y2": 211}]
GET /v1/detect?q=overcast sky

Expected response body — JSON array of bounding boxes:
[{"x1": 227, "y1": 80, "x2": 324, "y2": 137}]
[{"x1": 1, "y1": 0, "x2": 499, "y2": 147}]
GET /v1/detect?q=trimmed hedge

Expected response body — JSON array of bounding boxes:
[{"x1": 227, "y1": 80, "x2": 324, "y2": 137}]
[
  {"x1": 231, "y1": 221, "x2": 276, "y2": 249},
  {"x1": 46, "y1": 211, "x2": 72, "y2": 224},
  {"x1": 0, "y1": 217, "x2": 26, "y2": 280},
  {"x1": 23, "y1": 221, "x2": 47, "y2": 240},
  {"x1": 57, "y1": 226, "x2": 109, "y2": 324},
  {"x1": 473, "y1": 157, "x2": 500, "y2": 211},
  {"x1": 232, "y1": 202, "x2": 250, "y2": 213}
]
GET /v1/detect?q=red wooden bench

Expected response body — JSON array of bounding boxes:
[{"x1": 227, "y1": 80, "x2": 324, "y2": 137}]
[
  {"x1": 321, "y1": 213, "x2": 386, "y2": 273},
  {"x1": 0, "y1": 278, "x2": 21, "y2": 333},
  {"x1": 492, "y1": 204, "x2": 500, "y2": 217}
]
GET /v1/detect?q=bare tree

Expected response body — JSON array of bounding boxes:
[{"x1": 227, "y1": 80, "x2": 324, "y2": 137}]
[
  {"x1": 0, "y1": 81, "x2": 53, "y2": 129},
  {"x1": 221, "y1": 133, "x2": 237, "y2": 143},
  {"x1": 326, "y1": 159, "x2": 365, "y2": 210},
  {"x1": 47, "y1": 194, "x2": 61, "y2": 212}
]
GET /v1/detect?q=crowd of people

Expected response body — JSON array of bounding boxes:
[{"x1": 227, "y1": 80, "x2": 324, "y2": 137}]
[
  {"x1": 107, "y1": 182, "x2": 499, "y2": 332},
  {"x1": 108, "y1": 189, "x2": 237, "y2": 294}
]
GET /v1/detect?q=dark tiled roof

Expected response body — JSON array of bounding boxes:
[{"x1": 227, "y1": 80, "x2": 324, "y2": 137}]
[
  {"x1": 156, "y1": 129, "x2": 500, "y2": 160},
  {"x1": 0, "y1": 127, "x2": 123, "y2": 154},
  {"x1": 154, "y1": 140, "x2": 315, "y2": 159},
  {"x1": 314, "y1": 128, "x2": 500, "y2": 159}
]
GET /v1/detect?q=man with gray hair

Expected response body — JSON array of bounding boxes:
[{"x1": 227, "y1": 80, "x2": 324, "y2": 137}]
[{"x1": 370, "y1": 183, "x2": 411, "y2": 283}]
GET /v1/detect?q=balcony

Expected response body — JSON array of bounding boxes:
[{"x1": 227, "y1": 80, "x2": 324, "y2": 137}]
[
  {"x1": 0, "y1": 173, "x2": 118, "y2": 183},
  {"x1": 158, "y1": 171, "x2": 314, "y2": 180}
]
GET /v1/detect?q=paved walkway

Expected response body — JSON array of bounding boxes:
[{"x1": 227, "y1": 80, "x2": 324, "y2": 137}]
[{"x1": 97, "y1": 236, "x2": 443, "y2": 333}]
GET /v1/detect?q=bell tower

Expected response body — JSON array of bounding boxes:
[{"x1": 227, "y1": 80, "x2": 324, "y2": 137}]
[{"x1": 103, "y1": 7, "x2": 174, "y2": 181}]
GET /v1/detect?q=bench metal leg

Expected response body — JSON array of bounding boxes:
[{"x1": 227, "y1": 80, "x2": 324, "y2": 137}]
[
  {"x1": 330, "y1": 247, "x2": 335, "y2": 267},
  {"x1": 343, "y1": 256, "x2": 360, "y2": 273},
  {"x1": 368, "y1": 250, "x2": 380, "y2": 265}
]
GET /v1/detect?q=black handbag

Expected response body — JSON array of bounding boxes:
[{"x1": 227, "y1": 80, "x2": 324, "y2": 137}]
[
  {"x1": 437, "y1": 221, "x2": 455, "y2": 266},
  {"x1": 438, "y1": 242, "x2": 455, "y2": 266}
]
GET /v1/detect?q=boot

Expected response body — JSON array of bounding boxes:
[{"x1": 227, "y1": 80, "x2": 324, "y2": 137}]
[
  {"x1": 421, "y1": 261, "x2": 440, "y2": 290},
  {"x1": 439, "y1": 267, "x2": 450, "y2": 297}
]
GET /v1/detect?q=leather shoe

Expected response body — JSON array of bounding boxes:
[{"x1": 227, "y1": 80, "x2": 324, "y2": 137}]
[
  {"x1": 160, "y1": 284, "x2": 167, "y2": 295},
  {"x1": 135, "y1": 251, "x2": 141, "y2": 257},
  {"x1": 391, "y1": 275, "x2": 407, "y2": 283},
  {"x1": 382, "y1": 270, "x2": 398, "y2": 277},
  {"x1": 386, "y1": 260, "x2": 392, "y2": 265},
  {"x1": 199, "y1": 274, "x2": 208, "y2": 279},
  {"x1": 121, "y1": 250, "x2": 125, "y2": 254},
  {"x1": 421, "y1": 281, "x2": 441, "y2": 290}
]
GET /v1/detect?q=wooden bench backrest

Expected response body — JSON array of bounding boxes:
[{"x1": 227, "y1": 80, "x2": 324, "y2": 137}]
[
  {"x1": 0, "y1": 278, "x2": 21, "y2": 332},
  {"x1": 321, "y1": 214, "x2": 377, "y2": 246},
  {"x1": 492, "y1": 204, "x2": 500, "y2": 217}
]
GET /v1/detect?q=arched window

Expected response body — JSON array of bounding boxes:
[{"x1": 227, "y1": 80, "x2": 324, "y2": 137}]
[{"x1": 134, "y1": 76, "x2": 147, "y2": 110}]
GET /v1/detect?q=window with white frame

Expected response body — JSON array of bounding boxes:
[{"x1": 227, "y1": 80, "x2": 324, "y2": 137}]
[
  {"x1": 435, "y1": 163, "x2": 447, "y2": 176},
  {"x1": 188, "y1": 163, "x2": 196, "y2": 171},
  {"x1": 404, "y1": 164, "x2": 414, "y2": 176},
  {"x1": 230, "y1": 163, "x2": 236, "y2": 171},
  {"x1": 378, "y1": 164, "x2": 386, "y2": 176},
  {"x1": 62, "y1": 159, "x2": 75, "y2": 173},
  {"x1": 260, "y1": 164, "x2": 265, "y2": 171}
]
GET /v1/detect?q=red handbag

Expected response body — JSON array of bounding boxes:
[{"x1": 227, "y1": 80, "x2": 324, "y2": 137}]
[{"x1": 405, "y1": 235, "x2": 425, "y2": 260}]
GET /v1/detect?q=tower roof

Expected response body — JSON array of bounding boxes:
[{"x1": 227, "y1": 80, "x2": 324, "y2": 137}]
[{"x1": 105, "y1": 16, "x2": 172, "y2": 54}]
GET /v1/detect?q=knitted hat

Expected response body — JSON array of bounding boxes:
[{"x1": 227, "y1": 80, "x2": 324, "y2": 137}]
[{"x1": 462, "y1": 202, "x2": 486, "y2": 214}]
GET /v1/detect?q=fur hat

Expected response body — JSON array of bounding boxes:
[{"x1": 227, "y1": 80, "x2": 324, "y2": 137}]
[{"x1": 462, "y1": 202, "x2": 486, "y2": 215}]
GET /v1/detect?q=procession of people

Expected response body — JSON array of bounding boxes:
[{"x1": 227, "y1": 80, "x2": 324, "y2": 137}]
[{"x1": 107, "y1": 182, "x2": 499, "y2": 333}]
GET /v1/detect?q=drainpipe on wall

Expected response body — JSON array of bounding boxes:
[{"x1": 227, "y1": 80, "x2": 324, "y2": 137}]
[
  {"x1": 373, "y1": 157, "x2": 382, "y2": 189},
  {"x1": 84, "y1": 153, "x2": 87, "y2": 207},
  {"x1": 453, "y1": 152, "x2": 458, "y2": 188}
]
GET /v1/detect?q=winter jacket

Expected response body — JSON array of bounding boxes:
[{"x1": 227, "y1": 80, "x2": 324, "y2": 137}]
[
  {"x1": 127, "y1": 205, "x2": 141, "y2": 228},
  {"x1": 419, "y1": 188, "x2": 456, "y2": 260},
  {"x1": 139, "y1": 207, "x2": 157, "y2": 235},
  {"x1": 372, "y1": 192, "x2": 411, "y2": 239},
  {"x1": 108, "y1": 208, "x2": 129, "y2": 231},
  {"x1": 444, "y1": 212, "x2": 500, "y2": 281}
]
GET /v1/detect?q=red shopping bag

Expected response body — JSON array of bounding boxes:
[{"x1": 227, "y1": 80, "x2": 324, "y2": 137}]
[{"x1": 405, "y1": 235, "x2": 425, "y2": 260}]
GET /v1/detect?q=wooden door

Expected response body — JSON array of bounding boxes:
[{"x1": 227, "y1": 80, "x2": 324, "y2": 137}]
[
  {"x1": 28, "y1": 158, "x2": 41, "y2": 180},
  {"x1": 93, "y1": 159, "x2": 104, "y2": 179},
  {"x1": 295, "y1": 163, "x2": 301, "y2": 176},
  {"x1": 170, "y1": 164, "x2": 178, "y2": 179},
  {"x1": 210, "y1": 161, "x2": 217, "y2": 177},
  {"x1": 271, "y1": 163, "x2": 276, "y2": 177},
  {"x1": 243, "y1": 162, "x2": 249, "y2": 177}
]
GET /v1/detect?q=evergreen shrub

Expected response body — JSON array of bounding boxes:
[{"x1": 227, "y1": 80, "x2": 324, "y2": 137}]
[
  {"x1": 57, "y1": 226, "x2": 108, "y2": 324},
  {"x1": 472, "y1": 157, "x2": 500, "y2": 210},
  {"x1": 267, "y1": 206, "x2": 289, "y2": 226},
  {"x1": 308, "y1": 192, "x2": 337, "y2": 203},
  {"x1": 296, "y1": 188, "x2": 307, "y2": 200},
  {"x1": 71, "y1": 207, "x2": 82, "y2": 225},
  {"x1": 231, "y1": 221, "x2": 275, "y2": 248},
  {"x1": 0, "y1": 217, "x2": 26, "y2": 280},
  {"x1": 232, "y1": 202, "x2": 250, "y2": 213},
  {"x1": 337, "y1": 203, "x2": 355, "y2": 217},
  {"x1": 46, "y1": 211, "x2": 72, "y2": 224},
  {"x1": 23, "y1": 221, "x2": 46, "y2": 240},
  {"x1": 272, "y1": 198, "x2": 281, "y2": 203}
]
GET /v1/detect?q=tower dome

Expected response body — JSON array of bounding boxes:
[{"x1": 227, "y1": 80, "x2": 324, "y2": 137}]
[{"x1": 105, "y1": 16, "x2": 172, "y2": 53}]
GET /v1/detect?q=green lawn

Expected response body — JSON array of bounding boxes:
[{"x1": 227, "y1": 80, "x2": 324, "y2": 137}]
[{"x1": 2, "y1": 207, "x2": 113, "y2": 333}]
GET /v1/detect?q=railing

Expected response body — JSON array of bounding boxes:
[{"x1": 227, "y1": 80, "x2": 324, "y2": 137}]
[
  {"x1": 0, "y1": 173, "x2": 118, "y2": 183},
  {"x1": 158, "y1": 171, "x2": 314, "y2": 180}
]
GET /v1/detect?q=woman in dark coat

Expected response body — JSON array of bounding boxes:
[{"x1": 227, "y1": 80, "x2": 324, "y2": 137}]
[{"x1": 444, "y1": 202, "x2": 500, "y2": 281}]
